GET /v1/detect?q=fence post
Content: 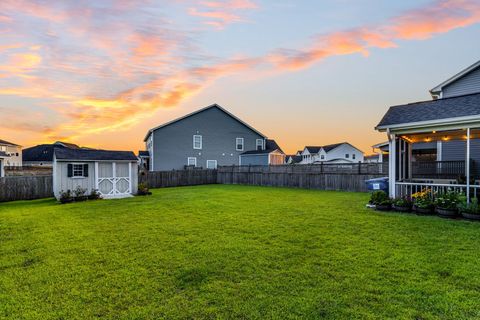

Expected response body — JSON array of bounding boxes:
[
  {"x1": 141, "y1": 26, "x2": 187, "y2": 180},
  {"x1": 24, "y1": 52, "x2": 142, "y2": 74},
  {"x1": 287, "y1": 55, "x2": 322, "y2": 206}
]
[{"x1": 358, "y1": 161, "x2": 361, "y2": 174}]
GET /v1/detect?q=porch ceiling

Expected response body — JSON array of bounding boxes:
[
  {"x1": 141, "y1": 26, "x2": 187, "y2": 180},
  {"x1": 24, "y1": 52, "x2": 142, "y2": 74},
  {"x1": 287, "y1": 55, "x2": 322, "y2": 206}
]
[{"x1": 401, "y1": 128, "x2": 480, "y2": 143}]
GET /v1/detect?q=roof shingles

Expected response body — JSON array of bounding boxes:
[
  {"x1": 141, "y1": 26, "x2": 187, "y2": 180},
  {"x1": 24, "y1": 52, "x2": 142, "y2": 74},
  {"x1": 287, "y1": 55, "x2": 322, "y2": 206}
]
[{"x1": 377, "y1": 93, "x2": 480, "y2": 128}]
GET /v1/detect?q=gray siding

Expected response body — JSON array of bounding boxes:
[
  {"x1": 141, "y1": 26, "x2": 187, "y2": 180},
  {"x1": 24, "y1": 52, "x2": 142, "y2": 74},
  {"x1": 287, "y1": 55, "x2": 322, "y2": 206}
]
[
  {"x1": 442, "y1": 139, "x2": 480, "y2": 174},
  {"x1": 443, "y1": 67, "x2": 480, "y2": 98},
  {"x1": 151, "y1": 107, "x2": 264, "y2": 171},
  {"x1": 240, "y1": 154, "x2": 269, "y2": 166}
]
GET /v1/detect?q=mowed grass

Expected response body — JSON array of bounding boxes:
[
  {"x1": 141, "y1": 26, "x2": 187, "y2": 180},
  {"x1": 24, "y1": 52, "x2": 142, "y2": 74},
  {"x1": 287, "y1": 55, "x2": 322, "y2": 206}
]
[{"x1": 2, "y1": 185, "x2": 480, "y2": 319}]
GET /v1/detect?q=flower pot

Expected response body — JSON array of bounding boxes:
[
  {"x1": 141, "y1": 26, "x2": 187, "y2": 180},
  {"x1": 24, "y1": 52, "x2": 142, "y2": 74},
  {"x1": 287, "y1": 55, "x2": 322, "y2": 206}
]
[
  {"x1": 392, "y1": 205, "x2": 411, "y2": 212},
  {"x1": 436, "y1": 207, "x2": 458, "y2": 218},
  {"x1": 375, "y1": 204, "x2": 391, "y2": 211},
  {"x1": 460, "y1": 211, "x2": 480, "y2": 221},
  {"x1": 413, "y1": 205, "x2": 434, "y2": 215}
]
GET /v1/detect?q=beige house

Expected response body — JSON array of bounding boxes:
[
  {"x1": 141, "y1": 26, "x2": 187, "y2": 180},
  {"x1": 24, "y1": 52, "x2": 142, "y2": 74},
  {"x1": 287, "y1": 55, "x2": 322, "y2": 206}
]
[
  {"x1": 0, "y1": 139, "x2": 22, "y2": 167},
  {"x1": 0, "y1": 152, "x2": 7, "y2": 177}
]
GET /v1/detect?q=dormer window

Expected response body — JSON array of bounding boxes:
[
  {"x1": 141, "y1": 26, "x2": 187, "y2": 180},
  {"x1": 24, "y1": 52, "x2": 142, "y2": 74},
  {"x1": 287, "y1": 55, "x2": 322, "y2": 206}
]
[{"x1": 236, "y1": 138, "x2": 244, "y2": 151}]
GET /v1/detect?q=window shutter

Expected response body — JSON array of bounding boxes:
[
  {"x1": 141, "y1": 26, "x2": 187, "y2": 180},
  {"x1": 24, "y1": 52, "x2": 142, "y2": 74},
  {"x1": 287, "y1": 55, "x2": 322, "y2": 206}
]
[
  {"x1": 83, "y1": 164, "x2": 89, "y2": 177},
  {"x1": 67, "y1": 164, "x2": 73, "y2": 177}
]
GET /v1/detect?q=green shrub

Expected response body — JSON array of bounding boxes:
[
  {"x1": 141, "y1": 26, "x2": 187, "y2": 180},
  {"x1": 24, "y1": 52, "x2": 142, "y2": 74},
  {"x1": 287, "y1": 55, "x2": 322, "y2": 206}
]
[
  {"x1": 458, "y1": 197, "x2": 480, "y2": 215},
  {"x1": 434, "y1": 191, "x2": 462, "y2": 210},
  {"x1": 370, "y1": 191, "x2": 389, "y2": 205},
  {"x1": 392, "y1": 196, "x2": 412, "y2": 207}
]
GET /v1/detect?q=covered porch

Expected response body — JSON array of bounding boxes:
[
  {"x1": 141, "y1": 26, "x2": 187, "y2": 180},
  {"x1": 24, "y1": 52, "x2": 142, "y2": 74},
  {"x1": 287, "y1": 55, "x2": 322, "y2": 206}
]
[
  {"x1": 387, "y1": 128, "x2": 480, "y2": 201},
  {"x1": 376, "y1": 92, "x2": 480, "y2": 202}
]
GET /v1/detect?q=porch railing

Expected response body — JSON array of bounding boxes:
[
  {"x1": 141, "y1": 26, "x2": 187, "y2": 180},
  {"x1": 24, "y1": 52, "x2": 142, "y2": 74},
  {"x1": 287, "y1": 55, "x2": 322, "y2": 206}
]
[
  {"x1": 411, "y1": 160, "x2": 471, "y2": 179},
  {"x1": 395, "y1": 182, "x2": 480, "y2": 199}
]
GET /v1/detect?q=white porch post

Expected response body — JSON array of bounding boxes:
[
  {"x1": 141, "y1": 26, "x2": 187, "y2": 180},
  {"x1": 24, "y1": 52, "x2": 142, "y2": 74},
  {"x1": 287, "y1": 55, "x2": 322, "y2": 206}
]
[
  {"x1": 407, "y1": 141, "x2": 412, "y2": 180},
  {"x1": 388, "y1": 132, "x2": 396, "y2": 198},
  {"x1": 466, "y1": 128, "x2": 471, "y2": 203}
]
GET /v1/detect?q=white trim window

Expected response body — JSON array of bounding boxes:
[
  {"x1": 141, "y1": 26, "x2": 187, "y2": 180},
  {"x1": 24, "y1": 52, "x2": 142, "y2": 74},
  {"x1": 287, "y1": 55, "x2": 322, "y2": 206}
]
[
  {"x1": 73, "y1": 164, "x2": 84, "y2": 177},
  {"x1": 256, "y1": 139, "x2": 264, "y2": 150},
  {"x1": 345, "y1": 154, "x2": 350, "y2": 159},
  {"x1": 187, "y1": 157, "x2": 197, "y2": 167},
  {"x1": 236, "y1": 138, "x2": 244, "y2": 151},
  {"x1": 193, "y1": 135, "x2": 202, "y2": 150},
  {"x1": 352, "y1": 154, "x2": 356, "y2": 160},
  {"x1": 206, "y1": 160, "x2": 217, "y2": 169}
]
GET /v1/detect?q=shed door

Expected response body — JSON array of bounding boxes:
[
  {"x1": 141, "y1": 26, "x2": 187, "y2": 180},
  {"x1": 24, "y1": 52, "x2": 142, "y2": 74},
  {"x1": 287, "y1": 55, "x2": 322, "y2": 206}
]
[{"x1": 96, "y1": 162, "x2": 131, "y2": 197}]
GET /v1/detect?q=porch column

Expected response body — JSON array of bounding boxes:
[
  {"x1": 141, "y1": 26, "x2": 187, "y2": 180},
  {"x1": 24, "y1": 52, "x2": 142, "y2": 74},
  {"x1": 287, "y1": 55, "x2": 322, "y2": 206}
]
[
  {"x1": 466, "y1": 128, "x2": 471, "y2": 203},
  {"x1": 407, "y1": 141, "x2": 413, "y2": 180},
  {"x1": 388, "y1": 133, "x2": 396, "y2": 198}
]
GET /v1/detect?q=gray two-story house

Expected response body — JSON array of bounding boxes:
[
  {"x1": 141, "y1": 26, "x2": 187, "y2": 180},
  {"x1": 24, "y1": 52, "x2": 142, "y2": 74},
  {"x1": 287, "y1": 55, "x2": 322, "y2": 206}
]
[{"x1": 144, "y1": 104, "x2": 281, "y2": 171}]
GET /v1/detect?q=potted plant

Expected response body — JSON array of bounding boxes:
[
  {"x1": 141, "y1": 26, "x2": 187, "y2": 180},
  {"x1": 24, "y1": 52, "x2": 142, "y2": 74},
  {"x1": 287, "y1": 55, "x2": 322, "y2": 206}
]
[
  {"x1": 458, "y1": 197, "x2": 480, "y2": 221},
  {"x1": 73, "y1": 186, "x2": 88, "y2": 202},
  {"x1": 434, "y1": 190, "x2": 461, "y2": 218},
  {"x1": 412, "y1": 189, "x2": 434, "y2": 215},
  {"x1": 392, "y1": 196, "x2": 412, "y2": 212},
  {"x1": 59, "y1": 190, "x2": 73, "y2": 204},
  {"x1": 88, "y1": 189, "x2": 101, "y2": 200},
  {"x1": 137, "y1": 183, "x2": 152, "y2": 196},
  {"x1": 369, "y1": 190, "x2": 391, "y2": 211}
]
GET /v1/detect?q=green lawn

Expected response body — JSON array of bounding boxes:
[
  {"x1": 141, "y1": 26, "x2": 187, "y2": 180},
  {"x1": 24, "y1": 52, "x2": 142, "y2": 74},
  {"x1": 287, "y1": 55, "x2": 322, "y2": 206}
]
[{"x1": 1, "y1": 185, "x2": 480, "y2": 319}]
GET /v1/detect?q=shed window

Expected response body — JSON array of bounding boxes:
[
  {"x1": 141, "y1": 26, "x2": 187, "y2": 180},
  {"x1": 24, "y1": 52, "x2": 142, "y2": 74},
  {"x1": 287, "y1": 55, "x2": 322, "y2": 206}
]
[
  {"x1": 236, "y1": 138, "x2": 244, "y2": 151},
  {"x1": 193, "y1": 135, "x2": 202, "y2": 150},
  {"x1": 68, "y1": 163, "x2": 88, "y2": 178}
]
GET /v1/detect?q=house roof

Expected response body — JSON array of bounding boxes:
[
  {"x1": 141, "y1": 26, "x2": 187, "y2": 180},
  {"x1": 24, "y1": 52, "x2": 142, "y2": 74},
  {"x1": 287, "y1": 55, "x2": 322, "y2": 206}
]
[
  {"x1": 240, "y1": 139, "x2": 285, "y2": 155},
  {"x1": 0, "y1": 139, "x2": 20, "y2": 147},
  {"x1": 54, "y1": 148, "x2": 138, "y2": 161},
  {"x1": 376, "y1": 92, "x2": 480, "y2": 130},
  {"x1": 23, "y1": 142, "x2": 81, "y2": 162},
  {"x1": 304, "y1": 142, "x2": 361, "y2": 154},
  {"x1": 138, "y1": 151, "x2": 150, "y2": 157},
  {"x1": 144, "y1": 104, "x2": 267, "y2": 141},
  {"x1": 430, "y1": 60, "x2": 480, "y2": 97},
  {"x1": 305, "y1": 146, "x2": 322, "y2": 154},
  {"x1": 286, "y1": 155, "x2": 302, "y2": 163}
]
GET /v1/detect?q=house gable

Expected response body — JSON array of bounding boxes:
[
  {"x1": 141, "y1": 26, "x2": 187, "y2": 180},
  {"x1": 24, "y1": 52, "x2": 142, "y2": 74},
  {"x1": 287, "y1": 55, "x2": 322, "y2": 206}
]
[
  {"x1": 144, "y1": 104, "x2": 266, "y2": 142},
  {"x1": 430, "y1": 60, "x2": 480, "y2": 99}
]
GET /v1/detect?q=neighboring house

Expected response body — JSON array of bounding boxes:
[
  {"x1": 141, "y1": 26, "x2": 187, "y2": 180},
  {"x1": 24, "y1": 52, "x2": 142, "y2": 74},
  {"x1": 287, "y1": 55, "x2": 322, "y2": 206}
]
[
  {"x1": 375, "y1": 59, "x2": 480, "y2": 198},
  {"x1": 240, "y1": 139, "x2": 285, "y2": 165},
  {"x1": 0, "y1": 139, "x2": 22, "y2": 167},
  {"x1": 0, "y1": 151, "x2": 7, "y2": 177},
  {"x1": 53, "y1": 148, "x2": 138, "y2": 200},
  {"x1": 144, "y1": 104, "x2": 277, "y2": 171},
  {"x1": 285, "y1": 154, "x2": 302, "y2": 164},
  {"x1": 300, "y1": 143, "x2": 364, "y2": 164},
  {"x1": 138, "y1": 151, "x2": 150, "y2": 170},
  {"x1": 23, "y1": 141, "x2": 81, "y2": 167}
]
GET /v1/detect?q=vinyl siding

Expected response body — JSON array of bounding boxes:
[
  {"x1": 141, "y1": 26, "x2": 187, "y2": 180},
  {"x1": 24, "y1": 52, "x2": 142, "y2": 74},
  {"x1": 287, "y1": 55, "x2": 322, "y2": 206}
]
[
  {"x1": 151, "y1": 107, "x2": 264, "y2": 171},
  {"x1": 442, "y1": 67, "x2": 480, "y2": 98},
  {"x1": 54, "y1": 161, "x2": 95, "y2": 198},
  {"x1": 441, "y1": 139, "x2": 480, "y2": 175},
  {"x1": 240, "y1": 154, "x2": 269, "y2": 165}
]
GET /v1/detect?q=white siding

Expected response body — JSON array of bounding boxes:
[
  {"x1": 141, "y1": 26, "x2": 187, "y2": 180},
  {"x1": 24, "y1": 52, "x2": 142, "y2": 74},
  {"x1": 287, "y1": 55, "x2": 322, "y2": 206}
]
[{"x1": 54, "y1": 162, "x2": 95, "y2": 198}]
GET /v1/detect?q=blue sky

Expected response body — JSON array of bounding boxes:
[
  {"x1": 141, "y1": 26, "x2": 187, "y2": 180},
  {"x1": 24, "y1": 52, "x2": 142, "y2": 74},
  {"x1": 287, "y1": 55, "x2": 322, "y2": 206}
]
[{"x1": 0, "y1": 0, "x2": 479, "y2": 154}]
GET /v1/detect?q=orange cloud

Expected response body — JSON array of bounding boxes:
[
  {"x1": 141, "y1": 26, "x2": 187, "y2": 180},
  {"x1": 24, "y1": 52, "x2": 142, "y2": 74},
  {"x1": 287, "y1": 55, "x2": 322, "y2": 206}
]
[
  {"x1": 269, "y1": 0, "x2": 480, "y2": 70},
  {"x1": 188, "y1": 0, "x2": 258, "y2": 28}
]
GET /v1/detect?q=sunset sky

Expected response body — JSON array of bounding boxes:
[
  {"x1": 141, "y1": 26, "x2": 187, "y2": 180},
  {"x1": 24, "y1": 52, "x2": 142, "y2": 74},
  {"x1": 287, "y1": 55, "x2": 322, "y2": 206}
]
[{"x1": 1, "y1": 0, "x2": 480, "y2": 155}]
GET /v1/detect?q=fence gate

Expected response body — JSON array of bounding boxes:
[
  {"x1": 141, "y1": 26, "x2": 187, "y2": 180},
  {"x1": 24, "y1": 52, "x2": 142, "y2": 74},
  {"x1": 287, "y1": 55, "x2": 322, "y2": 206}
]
[{"x1": 96, "y1": 162, "x2": 132, "y2": 198}]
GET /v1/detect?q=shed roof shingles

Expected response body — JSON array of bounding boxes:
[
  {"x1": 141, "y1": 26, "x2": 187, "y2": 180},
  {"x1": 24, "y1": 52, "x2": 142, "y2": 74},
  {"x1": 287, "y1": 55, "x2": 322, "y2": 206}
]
[
  {"x1": 377, "y1": 93, "x2": 480, "y2": 128},
  {"x1": 55, "y1": 148, "x2": 138, "y2": 161}
]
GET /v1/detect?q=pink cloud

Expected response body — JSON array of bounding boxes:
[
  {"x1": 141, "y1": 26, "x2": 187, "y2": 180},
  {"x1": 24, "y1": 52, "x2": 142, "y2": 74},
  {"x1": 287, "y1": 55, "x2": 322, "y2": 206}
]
[{"x1": 188, "y1": 0, "x2": 258, "y2": 29}]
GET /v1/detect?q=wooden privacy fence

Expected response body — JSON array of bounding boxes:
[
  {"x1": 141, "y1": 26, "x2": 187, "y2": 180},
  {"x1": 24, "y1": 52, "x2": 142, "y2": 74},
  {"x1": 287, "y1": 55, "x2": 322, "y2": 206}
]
[
  {"x1": 217, "y1": 166, "x2": 385, "y2": 192},
  {"x1": 0, "y1": 176, "x2": 53, "y2": 202},
  {"x1": 139, "y1": 169, "x2": 218, "y2": 188}
]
